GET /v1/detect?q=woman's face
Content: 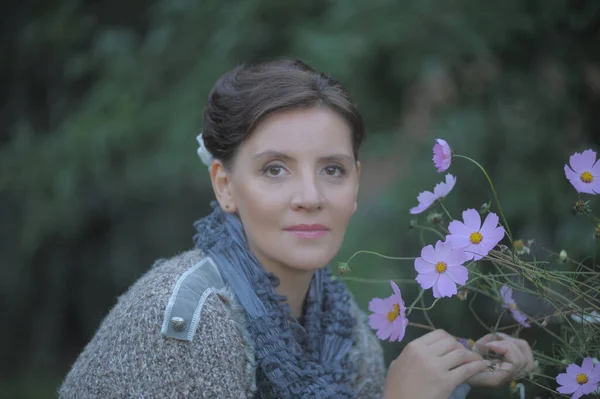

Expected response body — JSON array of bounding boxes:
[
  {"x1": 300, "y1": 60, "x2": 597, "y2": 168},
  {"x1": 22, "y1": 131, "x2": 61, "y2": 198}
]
[{"x1": 214, "y1": 107, "x2": 360, "y2": 275}]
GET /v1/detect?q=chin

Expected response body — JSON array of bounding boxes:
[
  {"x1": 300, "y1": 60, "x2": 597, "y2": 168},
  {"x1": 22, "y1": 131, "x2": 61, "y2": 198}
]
[{"x1": 282, "y1": 248, "x2": 339, "y2": 272}]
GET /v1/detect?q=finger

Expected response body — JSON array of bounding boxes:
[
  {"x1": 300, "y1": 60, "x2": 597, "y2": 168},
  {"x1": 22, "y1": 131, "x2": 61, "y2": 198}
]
[
  {"x1": 416, "y1": 329, "x2": 451, "y2": 346},
  {"x1": 494, "y1": 332, "x2": 535, "y2": 372},
  {"x1": 449, "y1": 359, "x2": 491, "y2": 384},
  {"x1": 442, "y1": 348, "x2": 483, "y2": 370},
  {"x1": 485, "y1": 341, "x2": 526, "y2": 374},
  {"x1": 472, "y1": 333, "x2": 501, "y2": 353},
  {"x1": 512, "y1": 338, "x2": 535, "y2": 372},
  {"x1": 430, "y1": 336, "x2": 464, "y2": 356}
]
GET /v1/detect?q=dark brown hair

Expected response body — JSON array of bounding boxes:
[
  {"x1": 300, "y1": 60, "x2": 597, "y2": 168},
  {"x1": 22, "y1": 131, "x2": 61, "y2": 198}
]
[{"x1": 201, "y1": 58, "x2": 364, "y2": 168}]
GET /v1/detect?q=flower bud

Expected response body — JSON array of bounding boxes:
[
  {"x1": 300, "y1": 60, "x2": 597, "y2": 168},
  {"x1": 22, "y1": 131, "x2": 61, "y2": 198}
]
[
  {"x1": 559, "y1": 250, "x2": 568, "y2": 263},
  {"x1": 426, "y1": 212, "x2": 444, "y2": 225},
  {"x1": 479, "y1": 201, "x2": 491, "y2": 215},
  {"x1": 337, "y1": 262, "x2": 351, "y2": 276},
  {"x1": 572, "y1": 199, "x2": 590, "y2": 215},
  {"x1": 512, "y1": 239, "x2": 530, "y2": 255},
  {"x1": 457, "y1": 289, "x2": 468, "y2": 301}
]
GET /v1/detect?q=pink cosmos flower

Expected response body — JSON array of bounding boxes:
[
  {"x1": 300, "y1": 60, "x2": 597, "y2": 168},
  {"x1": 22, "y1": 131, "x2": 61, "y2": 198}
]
[
  {"x1": 446, "y1": 209, "x2": 505, "y2": 261},
  {"x1": 556, "y1": 357, "x2": 600, "y2": 399},
  {"x1": 410, "y1": 174, "x2": 457, "y2": 214},
  {"x1": 500, "y1": 285, "x2": 530, "y2": 328},
  {"x1": 433, "y1": 138, "x2": 452, "y2": 172},
  {"x1": 414, "y1": 240, "x2": 469, "y2": 298},
  {"x1": 564, "y1": 149, "x2": 600, "y2": 194},
  {"x1": 368, "y1": 281, "x2": 408, "y2": 342}
]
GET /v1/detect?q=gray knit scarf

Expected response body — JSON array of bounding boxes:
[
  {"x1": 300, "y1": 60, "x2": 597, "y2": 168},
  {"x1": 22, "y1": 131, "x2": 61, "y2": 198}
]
[{"x1": 193, "y1": 203, "x2": 357, "y2": 398}]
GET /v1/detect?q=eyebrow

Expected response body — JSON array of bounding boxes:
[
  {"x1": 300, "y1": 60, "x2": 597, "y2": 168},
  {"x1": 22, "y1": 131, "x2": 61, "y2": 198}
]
[{"x1": 253, "y1": 150, "x2": 354, "y2": 163}]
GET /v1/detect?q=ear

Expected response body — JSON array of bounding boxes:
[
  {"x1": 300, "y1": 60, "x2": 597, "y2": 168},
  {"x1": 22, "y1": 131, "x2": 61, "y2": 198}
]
[
  {"x1": 209, "y1": 160, "x2": 237, "y2": 213},
  {"x1": 353, "y1": 160, "x2": 361, "y2": 214}
]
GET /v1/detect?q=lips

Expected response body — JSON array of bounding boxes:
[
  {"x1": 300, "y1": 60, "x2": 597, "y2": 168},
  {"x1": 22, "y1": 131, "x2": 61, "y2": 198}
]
[
  {"x1": 284, "y1": 224, "x2": 328, "y2": 231},
  {"x1": 284, "y1": 224, "x2": 329, "y2": 238}
]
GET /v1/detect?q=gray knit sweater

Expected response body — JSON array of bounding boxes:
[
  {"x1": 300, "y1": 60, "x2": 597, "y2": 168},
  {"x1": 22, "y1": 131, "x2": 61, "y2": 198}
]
[{"x1": 59, "y1": 249, "x2": 471, "y2": 398}]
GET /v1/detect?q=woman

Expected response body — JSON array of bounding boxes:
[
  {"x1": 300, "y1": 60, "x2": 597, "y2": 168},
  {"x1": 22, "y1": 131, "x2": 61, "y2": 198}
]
[{"x1": 60, "y1": 59, "x2": 534, "y2": 398}]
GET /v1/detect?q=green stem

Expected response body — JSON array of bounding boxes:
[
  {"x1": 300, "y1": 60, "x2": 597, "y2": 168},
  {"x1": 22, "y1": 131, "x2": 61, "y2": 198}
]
[
  {"x1": 345, "y1": 250, "x2": 415, "y2": 266},
  {"x1": 453, "y1": 154, "x2": 513, "y2": 243},
  {"x1": 406, "y1": 289, "x2": 425, "y2": 317},
  {"x1": 439, "y1": 201, "x2": 453, "y2": 221},
  {"x1": 407, "y1": 297, "x2": 442, "y2": 311},
  {"x1": 340, "y1": 277, "x2": 419, "y2": 285}
]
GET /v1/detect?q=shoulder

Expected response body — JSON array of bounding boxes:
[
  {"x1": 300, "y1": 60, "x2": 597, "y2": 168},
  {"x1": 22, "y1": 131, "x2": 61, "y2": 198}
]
[
  {"x1": 346, "y1": 293, "x2": 386, "y2": 398},
  {"x1": 59, "y1": 249, "x2": 256, "y2": 399}
]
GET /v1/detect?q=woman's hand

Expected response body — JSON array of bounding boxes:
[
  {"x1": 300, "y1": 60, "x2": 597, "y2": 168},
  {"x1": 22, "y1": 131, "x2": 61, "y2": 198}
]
[
  {"x1": 383, "y1": 329, "x2": 490, "y2": 399},
  {"x1": 466, "y1": 332, "x2": 535, "y2": 388}
]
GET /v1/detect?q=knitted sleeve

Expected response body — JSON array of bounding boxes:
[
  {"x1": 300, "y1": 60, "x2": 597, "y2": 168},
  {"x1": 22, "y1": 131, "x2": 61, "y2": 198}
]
[{"x1": 59, "y1": 252, "x2": 255, "y2": 399}]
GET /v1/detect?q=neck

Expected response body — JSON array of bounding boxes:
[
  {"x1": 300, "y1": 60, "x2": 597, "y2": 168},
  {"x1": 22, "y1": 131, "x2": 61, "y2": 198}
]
[
  {"x1": 251, "y1": 251, "x2": 315, "y2": 319},
  {"x1": 274, "y1": 268, "x2": 315, "y2": 319}
]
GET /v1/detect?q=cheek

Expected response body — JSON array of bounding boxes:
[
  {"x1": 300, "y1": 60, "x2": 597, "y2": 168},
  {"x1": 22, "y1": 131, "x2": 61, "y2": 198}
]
[
  {"x1": 234, "y1": 182, "x2": 284, "y2": 227},
  {"x1": 328, "y1": 185, "x2": 358, "y2": 226}
]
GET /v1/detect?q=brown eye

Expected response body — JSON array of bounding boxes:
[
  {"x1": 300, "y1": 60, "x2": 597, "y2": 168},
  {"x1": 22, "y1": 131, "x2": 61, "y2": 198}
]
[
  {"x1": 324, "y1": 166, "x2": 344, "y2": 176},
  {"x1": 266, "y1": 166, "x2": 284, "y2": 176}
]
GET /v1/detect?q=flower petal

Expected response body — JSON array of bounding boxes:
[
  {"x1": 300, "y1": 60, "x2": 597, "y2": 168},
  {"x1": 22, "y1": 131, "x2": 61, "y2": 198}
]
[
  {"x1": 462, "y1": 209, "x2": 482, "y2": 230},
  {"x1": 416, "y1": 271, "x2": 439, "y2": 290},
  {"x1": 481, "y1": 212, "x2": 500, "y2": 234},
  {"x1": 446, "y1": 248, "x2": 469, "y2": 266},
  {"x1": 415, "y1": 257, "x2": 435, "y2": 274},
  {"x1": 556, "y1": 383, "x2": 579, "y2": 394},
  {"x1": 410, "y1": 191, "x2": 437, "y2": 214},
  {"x1": 436, "y1": 273, "x2": 458, "y2": 298},
  {"x1": 500, "y1": 286, "x2": 512, "y2": 303},
  {"x1": 375, "y1": 322, "x2": 393, "y2": 340},
  {"x1": 368, "y1": 297, "x2": 390, "y2": 314},
  {"x1": 390, "y1": 281, "x2": 402, "y2": 299},
  {"x1": 420, "y1": 244, "x2": 437, "y2": 263},
  {"x1": 448, "y1": 220, "x2": 472, "y2": 236},
  {"x1": 581, "y1": 357, "x2": 595, "y2": 374},
  {"x1": 447, "y1": 234, "x2": 472, "y2": 250},
  {"x1": 572, "y1": 149, "x2": 597, "y2": 171},
  {"x1": 368, "y1": 313, "x2": 389, "y2": 330},
  {"x1": 556, "y1": 372, "x2": 572, "y2": 386},
  {"x1": 445, "y1": 264, "x2": 469, "y2": 285}
]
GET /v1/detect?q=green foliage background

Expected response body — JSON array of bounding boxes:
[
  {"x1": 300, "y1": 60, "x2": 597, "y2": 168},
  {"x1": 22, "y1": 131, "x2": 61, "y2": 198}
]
[{"x1": 2, "y1": 0, "x2": 600, "y2": 397}]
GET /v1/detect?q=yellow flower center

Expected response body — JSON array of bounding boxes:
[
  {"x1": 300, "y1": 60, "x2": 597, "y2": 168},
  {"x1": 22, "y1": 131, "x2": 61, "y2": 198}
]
[
  {"x1": 387, "y1": 303, "x2": 400, "y2": 322},
  {"x1": 513, "y1": 240, "x2": 524, "y2": 251},
  {"x1": 470, "y1": 232, "x2": 483, "y2": 244},
  {"x1": 435, "y1": 261, "x2": 447, "y2": 273},
  {"x1": 576, "y1": 373, "x2": 589, "y2": 385},
  {"x1": 580, "y1": 171, "x2": 593, "y2": 183}
]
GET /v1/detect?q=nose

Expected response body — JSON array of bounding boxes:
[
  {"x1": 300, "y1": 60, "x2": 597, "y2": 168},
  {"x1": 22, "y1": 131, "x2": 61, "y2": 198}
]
[{"x1": 290, "y1": 174, "x2": 324, "y2": 211}]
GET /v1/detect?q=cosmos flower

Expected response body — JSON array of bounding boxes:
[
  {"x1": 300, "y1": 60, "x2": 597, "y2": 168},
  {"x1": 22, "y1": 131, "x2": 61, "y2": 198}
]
[
  {"x1": 564, "y1": 149, "x2": 600, "y2": 194},
  {"x1": 414, "y1": 240, "x2": 469, "y2": 298},
  {"x1": 433, "y1": 138, "x2": 452, "y2": 172},
  {"x1": 446, "y1": 209, "x2": 505, "y2": 261},
  {"x1": 410, "y1": 174, "x2": 457, "y2": 214},
  {"x1": 556, "y1": 357, "x2": 600, "y2": 399},
  {"x1": 368, "y1": 281, "x2": 408, "y2": 342},
  {"x1": 500, "y1": 285, "x2": 531, "y2": 328}
]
